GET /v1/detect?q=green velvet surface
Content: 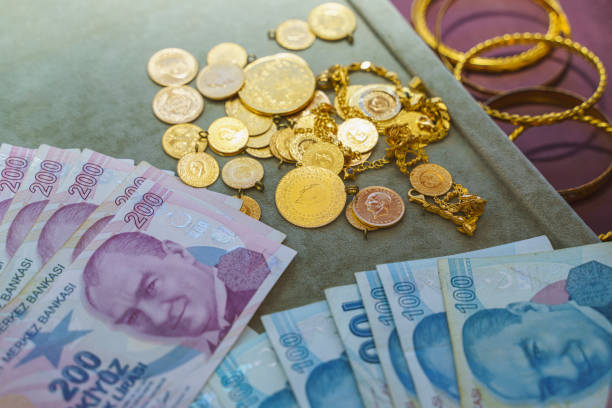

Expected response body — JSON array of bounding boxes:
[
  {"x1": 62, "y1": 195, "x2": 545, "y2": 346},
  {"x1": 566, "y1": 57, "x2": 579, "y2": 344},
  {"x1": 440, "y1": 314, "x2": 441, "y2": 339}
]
[{"x1": 0, "y1": 0, "x2": 597, "y2": 331}]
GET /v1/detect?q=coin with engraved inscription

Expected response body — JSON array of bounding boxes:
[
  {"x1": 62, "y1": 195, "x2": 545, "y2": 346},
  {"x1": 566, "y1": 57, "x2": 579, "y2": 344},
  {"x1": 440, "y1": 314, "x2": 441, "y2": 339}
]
[
  {"x1": 153, "y1": 86, "x2": 204, "y2": 124},
  {"x1": 196, "y1": 63, "x2": 245, "y2": 100},
  {"x1": 235, "y1": 194, "x2": 262, "y2": 220},
  {"x1": 289, "y1": 133, "x2": 319, "y2": 162},
  {"x1": 300, "y1": 142, "x2": 344, "y2": 174},
  {"x1": 307, "y1": 2, "x2": 356, "y2": 41},
  {"x1": 162, "y1": 123, "x2": 206, "y2": 159},
  {"x1": 275, "y1": 166, "x2": 346, "y2": 228},
  {"x1": 177, "y1": 151, "x2": 219, "y2": 187},
  {"x1": 207, "y1": 117, "x2": 249, "y2": 155},
  {"x1": 222, "y1": 157, "x2": 264, "y2": 190},
  {"x1": 225, "y1": 98, "x2": 273, "y2": 136},
  {"x1": 247, "y1": 123, "x2": 276, "y2": 148},
  {"x1": 351, "y1": 84, "x2": 401, "y2": 121},
  {"x1": 275, "y1": 19, "x2": 316, "y2": 51},
  {"x1": 246, "y1": 146, "x2": 273, "y2": 159},
  {"x1": 410, "y1": 163, "x2": 453, "y2": 196},
  {"x1": 147, "y1": 48, "x2": 198, "y2": 86},
  {"x1": 352, "y1": 186, "x2": 404, "y2": 228},
  {"x1": 337, "y1": 118, "x2": 378, "y2": 153},
  {"x1": 346, "y1": 200, "x2": 378, "y2": 232},
  {"x1": 207, "y1": 42, "x2": 248, "y2": 68}
]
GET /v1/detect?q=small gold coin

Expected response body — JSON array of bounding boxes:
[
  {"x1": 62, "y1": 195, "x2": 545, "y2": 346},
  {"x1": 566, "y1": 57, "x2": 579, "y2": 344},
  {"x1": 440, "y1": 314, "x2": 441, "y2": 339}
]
[
  {"x1": 335, "y1": 85, "x2": 362, "y2": 119},
  {"x1": 239, "y1": 54, "x2": 316, "y2": 115},
  {"x1": 147, "y1": 48, "x2": 198, "y2": 86},
  {"x1": 290, "y1": 133, "x2": 319, "y2": 162},
  {"x1": 208, "y1": 145, "x2": 243, "y2": 157},
  {"x1": 346, "y1": 150, "x2": 371, "y2": 167},
  {"x1": 337, "y1": 118, "x2": 378, "y2": 153},
  {"x1": 235, "y1": 194, "x2": 262, "y2": 220},
  {"x1": 301, "y1": 142, "x2": 344, "y2": 174},
  {"x1": 177, "y1": 152, "x2": 219, "y2": 187},
  {"x1": 275, "y1": 19, "x2": 316, "y2": 51},
  {"x1": 410, "y1": 163, "x2": 453, "y2": 196},
  {"x1": 222, "y1": 157, "x2": 264, "y2": 189},
  {"x1": 196, "y1": 63, "x2": 245, "y2": 100},
  {"x1": 352, "y1": 186, "x2": 405, "y2": 228},
  {"x1": 247, "y1": 123, "x2": 276, "y2": 148},
  {"x1": 153, "y1": 86, "x2": 204, "y2": 124},
  {"x1": 225, "y1": 98, "x2": 273, "y2": 136},
  {"x1": 274, "y1": 128, "x2": 298, "y2": 162},
  {"x1": 307, "y1": 2, "x2": 356, "y2": 41},
  {"x1": 207, "y1": 42, "x2": 248, "y2": 68},
  {"x1": 351, "y1": 84, "x2": 401, "y2": 121},
  {"x1": 289, "y1": 90, "x2": 331, "y2": 121},
  {"x1": 269, "y1": 131, "x2": 284, "y2": 160},
  {"x1": 162, "y1": 123, "x2": 206, "y2": 159},
  {"x1": 207, "y1": 117, "x2": 249, "y2": 155},
  {"x1": 246, "y1": 146, "x2": 273, "y2": 159},
  {"x1": 275, "y1": 166, "x2": 346, "y2": 228},
  {"x1": 346, "y1": 200, "x2": 378, "y2": 232}
]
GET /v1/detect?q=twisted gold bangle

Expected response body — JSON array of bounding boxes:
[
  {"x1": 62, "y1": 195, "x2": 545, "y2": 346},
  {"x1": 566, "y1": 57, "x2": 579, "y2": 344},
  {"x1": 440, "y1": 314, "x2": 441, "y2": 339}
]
[
  {"x1": 455, "y1": 33, "x2": 607, "y2": 126},
  {"x1": 411, "y1": 0, "x2": 571, "y2": 72}
]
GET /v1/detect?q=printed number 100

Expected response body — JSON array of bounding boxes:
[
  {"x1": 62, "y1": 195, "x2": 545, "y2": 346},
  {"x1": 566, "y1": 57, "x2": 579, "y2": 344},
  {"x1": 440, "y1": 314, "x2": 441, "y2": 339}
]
[
  {"x1": 450, "y1": 276, "x2": 477, "y2": 313},
  {"x1": 280, "y1": 333, "x2": 313, "y2": 374}
]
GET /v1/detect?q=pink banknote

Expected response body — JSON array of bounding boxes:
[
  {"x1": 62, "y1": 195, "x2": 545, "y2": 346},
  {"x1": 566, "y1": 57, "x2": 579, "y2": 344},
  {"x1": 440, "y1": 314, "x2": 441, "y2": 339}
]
[{"x1": 0, "y1": 144, "x2": 36, "y2": 236}]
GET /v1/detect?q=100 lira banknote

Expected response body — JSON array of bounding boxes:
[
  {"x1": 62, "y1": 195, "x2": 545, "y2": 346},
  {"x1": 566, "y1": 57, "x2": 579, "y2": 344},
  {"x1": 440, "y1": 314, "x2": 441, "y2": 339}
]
[{"x1": 439, "y1": 241, "x2": 612, "y2": 408}]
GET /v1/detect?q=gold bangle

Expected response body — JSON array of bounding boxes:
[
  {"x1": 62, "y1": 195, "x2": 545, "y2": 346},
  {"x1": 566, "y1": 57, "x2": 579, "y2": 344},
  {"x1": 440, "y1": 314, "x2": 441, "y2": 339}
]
[
  {"x1": 411, "y1": 0, "x2": 571, "y2": 72},
  {"x1": 455, "y1": 33, "x2": 607, "y2": 126},
  {"x1": 486, "y1": 87, "x2": 612, "y2": 203}
]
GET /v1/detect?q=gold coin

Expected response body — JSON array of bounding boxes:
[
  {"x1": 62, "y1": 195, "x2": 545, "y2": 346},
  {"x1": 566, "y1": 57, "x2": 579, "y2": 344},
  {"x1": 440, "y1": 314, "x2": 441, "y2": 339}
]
[
  {"x1": 410, "y1": 163, "x2": 453, "y2": 196},
  {"x1": 239, "y1": 54, "x2": 316, "y2": 115},
  {"x1": 235, "y1": 194, "x2": 262, "y2": 220},
  {"x1": 246, "y1": 146, "x2": 273, "y2": 159},
  {"x1": 352, "y1": 186, "x2": 405, "y2": 228},
  {"x1": 337, "y1": 118, "x2": 378, "y2": 153},
  {"x1": 147, "y1": 48, "x2": 198, "y2": 87},
  {"x1": 162, "y1": 124, "x2": 206, "y2": 159},
  {"x1": 335, "y1": 85, "x2": 362, "y2": 119},
  {"x1": 346, "y1": 151, "x2": 371, "y2": 167},
  {"x1": 350, "y1": 84, "x2": 401, "y2": 121},
  {"x1": 301, "y1": 142, "x2": 344, "y2": 174},
  {"x1": 274, "y1": 52, "x2": 309, "y2": 67},
  {"x1": 208, "y1": 144, "x2": 243, "y2": 157},
  {"x1": 307, "y1": 2, "x2": 356, "y2": 41},
  {"x1": 346, "y1": 200, "x2": 378, "y2": 232},
  {"x1": 294, "y1": 114, "x2": 336, "y2": 142},
  {"x1": 247, "y1": 123, "x2": 276, "y2": 148},
  {"x1": 222, "y1": 157, "x2": 264, "y2": 189},
  {"x1": 275, "y1": 166, "x2": 346, "y2": 228},
  {"x1": 274, "y1": 128, "x2": 298, "y2": 162},
  {"x1": 207, "y1": 42, "x2": 248, "y2": 68},
  {"x1": 207, "y1": 117, "x2": 249, "y2": 155},
  {"x1": 289, "y1": 90, "x2": 331, "y2": 121},
  {"x1": 290, "y1": 133, "x2": 319, "y2": 162},
  {"x1": 152, "y1": 86, "x2": 204, "y2": 124},
  {"x1": 196, "y1": 63, "x2": 245, "y2": 100},
  {"x1": 269, "y1": 131, "x2": 284, "y2": 160},
  {"x1": 225, "y1": 98, "x2": 273, "y2": 136},
  {"x1": 275, "y1": 19, "x2": 316, "y2": 51},
  {"x1": 177, "y1": 152, "x2": 219, "y2": 187}
]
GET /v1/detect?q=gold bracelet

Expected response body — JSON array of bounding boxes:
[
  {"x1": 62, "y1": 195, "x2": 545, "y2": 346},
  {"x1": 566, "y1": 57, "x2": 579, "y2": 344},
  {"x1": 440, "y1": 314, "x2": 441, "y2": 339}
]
[
  {"x1": 412, "y1": 0, "x2": 571, "y2": 72},
  {"x1": 455, "y1": 33, "x2": 607, "y2": 126}
]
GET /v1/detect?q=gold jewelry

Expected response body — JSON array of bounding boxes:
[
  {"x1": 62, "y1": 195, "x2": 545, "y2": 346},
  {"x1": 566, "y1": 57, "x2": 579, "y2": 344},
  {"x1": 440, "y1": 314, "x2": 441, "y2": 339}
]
[
  {"x1": 196, "y1": 63, "x2": 245, "y2": 100},
  {"x1": 162, "y1": 124, "x2": 207, "y2": 159},
  {"x1": 152, "y1": 86, "x2": 204, "y2": 124},
  {"x1": 454, "y1": 33, "x2": 607, "y2": 126},
  {"x1": 207, "y1": 43, "x2": 248, "y2": 68},
  {"x1": 272, "y1": 19, "x2": 316, "y2": 51},
  {"x1": 147, "y1": 48, "x2": 198, "y2": 86},
  {"x1": 177, "y1": 151, "x2": 219, "y2": 188},
  {"x1": 221, "y1": 157, "x2": 264, "y2": 190},
  {"x1": 600, "y1": 231, "x2": 612, "y2": 242},
  {"x1": 207, "y1": 117, "x2": 249, "y2": 155},
  {"x1": 307, "y1": 2, "x2": 356, "y2": 42}
]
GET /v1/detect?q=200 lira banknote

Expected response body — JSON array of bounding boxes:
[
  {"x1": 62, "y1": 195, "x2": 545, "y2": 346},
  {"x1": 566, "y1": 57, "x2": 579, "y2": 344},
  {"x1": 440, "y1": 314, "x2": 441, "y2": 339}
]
[{"x1": 0, "y1": 144, "x2": 36, "y2": 224}]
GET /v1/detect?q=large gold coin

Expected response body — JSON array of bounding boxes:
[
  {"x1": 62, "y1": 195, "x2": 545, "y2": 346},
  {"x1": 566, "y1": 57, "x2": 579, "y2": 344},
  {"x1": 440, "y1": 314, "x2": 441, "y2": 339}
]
[
  {"x1": 350, "y1": 84, "x2": 401, "y2": 121},
  {"x1": 290, "y1": 133, "x2": 319, "y2": 162},
  {"x1": 289, "y1": 90, "x2": 331, "y2": 121},
  {"x1": 147, "y1": 48, "x2": 198, "y2": 86},
  {"x1": 275, "y1": 19, "x2": 316, "y2": 51},
  {"x1": 196, "y1": 63, "x2": 245, "y2": 100},
  {"x1": 246, "y1": 146, "x2": 273, "y2": 159},
  {"x1": 207, "y1": 42, "x2": 248, "y2": 68},
  {"x1": 239, "y1": 54, "x2": 316, "y2": 115},
  {"x1": 235, "y1": 194, "x2": 262, "y2": 220},
  {"x1": 247, "y1": 123, "x2": 276, "y2": 148},
  {"x1": 207, "y1": 117, "x2": 249, "y2": 155},
  {"x1": 152, "y1": 86, "x2": 204, "y2": 124},
  {"x1": 225, "y1": 98, "x2": 273, "y2": 136},
  {"x1": 222, "y1": 157, "x2": 264, "y2": 189},
  {"x1": 335, "y1": 85, "x2": 362, "y2": 119},
  {"x1": 177, "y1": 152, "x2": 219, "y2": 187},
  {"x1": 307, "y1": 2, "x2": 356, "y2": 41},
  {"x1": 410, "y1": 163, "x2": 453, "y2": 196},
  {"x1": 346, "y1": 200, "x2": 378, "y2": 232},
  {"x1": 162, "y1": 123, "x2": 206, "y2": 159},
  {"x1": 275, "y1": 166, "x2": 346, "y2": 228},
  {"x1": 274, "y1": 128, "x2": 298, "y2": 162},
  {"x1": 337, "y1": 118, "x2": 378, "y2": 153},
  {"x1": 300, "y1": 142, "x2": 344, "y2": 174}
]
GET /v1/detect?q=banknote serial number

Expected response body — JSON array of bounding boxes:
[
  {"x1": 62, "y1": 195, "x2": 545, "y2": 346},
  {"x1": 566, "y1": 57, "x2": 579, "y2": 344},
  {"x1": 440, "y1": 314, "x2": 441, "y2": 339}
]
[
  {"x1": 219, "y1": 369, "x2": 260, "y2": 407},
  {"x1": 450, "y1": 276, "x2": 477, "y2": 313},
  {"x1": 29, "y1": 159, "x2": 63, "y2": 197},
  {"x1": 68, "y1": 162, "x2": 104, "y2": 200},
  {"x1": 342, "y1": 300, "x2": 378, "y2": 364},
  {"x1": 393, "y1": 282, "x2": 424, "y2": 321},
  {"x1": 0, "y1": 156, "x2": 29, "y2": 193},
  {"x1": 124, "y1": 192, "x2": 163, "y2": 229},
  {"x1": 279, "y1": 333, "x2": 314, "y2": 374}
]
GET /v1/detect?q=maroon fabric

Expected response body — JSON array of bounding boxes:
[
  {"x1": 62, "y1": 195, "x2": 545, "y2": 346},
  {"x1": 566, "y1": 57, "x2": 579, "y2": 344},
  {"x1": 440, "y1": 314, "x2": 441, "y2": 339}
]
[{"x1": 391, "y1": 0, "x2": 612, "y2": 235}]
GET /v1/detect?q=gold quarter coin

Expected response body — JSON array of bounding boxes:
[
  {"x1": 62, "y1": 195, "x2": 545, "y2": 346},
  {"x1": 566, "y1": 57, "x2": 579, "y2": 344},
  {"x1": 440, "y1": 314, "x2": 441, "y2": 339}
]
[
  {"x1": 247, "y1": 123, "x2": 277, "y2": 148},
  {"x1": 307, "y1": 2, "x2": 356, "y2": 41},
  {"x1": 196, "y1": 63, "x2": 245, "y2": 100},
  {"x1": 289, "y1": 90, "x2": 331, "y2": 121},
  {"x1": 207, "y1": 42, "x2": 248, "y2": 68},
  {"x1": 410, "y1": 163, "x2": 453, "y2": 196},
  {"x1": 162, "y1": 123, "x2": 206, "y2": 159},
  {"x1": 235, "y1": 194, "x2": 262, "y2": 220},
  {"x1": 153, "y1": 86, "x2": 204, "y2": 124},
  {"x1": 239, "y1": 54, "x2": 316, "y2": 115},
  {"x1": 290, "y1": 133, "x2": 319, "y2": 162},
  {"x1": 346, "y1": 150, "x2": 371, "y2": 167},
  {"x1": 246, "y1": 146, "x2": 273, "y2": 159},
  {"x1": 222, "y1": 157, "x2": 264, "y2": 189},
  {"x1": 177, "y1": 152, "x2": 219, "y2": 187},
  {"x1": 147, "y1": 48, "x2": 198, "y2": 86},
  {"x1": 351, "y1": 84, "x2": 401, "y2": 121},
  {"x1": 274, "y1": 128, "x2": 298, "y2": 162},
  {"x1": 207, "y1": 117, "x2": 249, "y2": 155},
  {"x1": 275, "y1": 19, "x2": 316, "y2": 51},
  {"x1": 335, "y1": 85, "x2": 362, "y2": 119},
  {"x1": 301, "y1": 142, "x2": 344, "y2": 174},
  {"x1": 275, "y1": 166, "x2": 346, "y2": 228},
  {"x1": 225, "y1": 98, "x2": 273, "y2": 136},
  {"x1": 269, "y1": 131, "x2": 284, "y2": 160},
  {"x1": 346, "y1": 200, "x2": 378, "y2": 232},
  {"x1": 337, "y1": 118, "x2": 378, "y2": 153},
  {"x1": 352, "y1": 186, "x2": 405, "y2": 228}
]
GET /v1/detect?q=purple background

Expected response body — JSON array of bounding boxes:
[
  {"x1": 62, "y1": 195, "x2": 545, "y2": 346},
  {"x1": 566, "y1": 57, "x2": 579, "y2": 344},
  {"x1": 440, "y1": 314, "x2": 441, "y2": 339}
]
[{"x1": 391, "y1": 0, "x2": 612, "y2": 236}]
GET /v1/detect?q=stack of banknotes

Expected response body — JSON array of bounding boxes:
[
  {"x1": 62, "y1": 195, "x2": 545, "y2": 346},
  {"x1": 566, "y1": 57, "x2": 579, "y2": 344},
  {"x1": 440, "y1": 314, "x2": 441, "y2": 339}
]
[
  {"x1": 0, "y1": 144, "x2": 297, "y2": 407},
  {"x1": 193, "y1": 236, "x2": 612, "y2": 408}
]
